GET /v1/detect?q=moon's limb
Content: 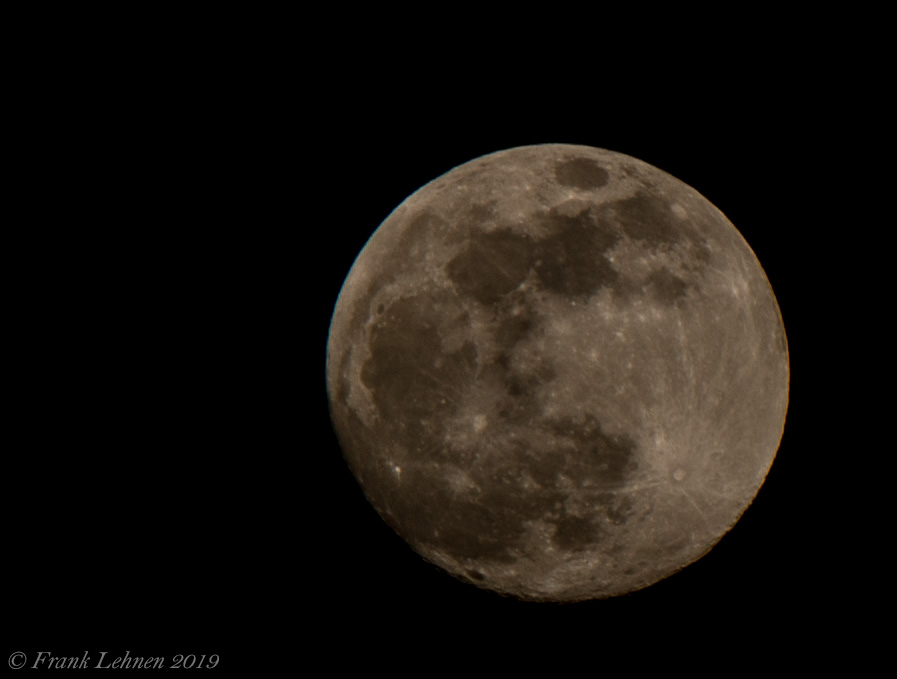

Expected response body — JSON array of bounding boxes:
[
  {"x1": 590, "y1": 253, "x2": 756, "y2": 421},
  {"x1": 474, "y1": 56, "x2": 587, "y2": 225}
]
[{"x1": 326, "y1": 144, "x2": 789, "y2": 601}]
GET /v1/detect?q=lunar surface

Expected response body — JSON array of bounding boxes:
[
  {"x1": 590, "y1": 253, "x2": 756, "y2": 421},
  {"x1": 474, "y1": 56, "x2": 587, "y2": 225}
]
[{"x1": 326, "y1": 144, "x2": 789, "y2": 601}]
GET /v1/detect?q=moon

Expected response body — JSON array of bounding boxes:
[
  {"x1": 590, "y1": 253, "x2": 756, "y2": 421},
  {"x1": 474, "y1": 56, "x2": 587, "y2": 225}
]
[{"x1": 326, "y1": 144, "x2": 789, "y2": 601}]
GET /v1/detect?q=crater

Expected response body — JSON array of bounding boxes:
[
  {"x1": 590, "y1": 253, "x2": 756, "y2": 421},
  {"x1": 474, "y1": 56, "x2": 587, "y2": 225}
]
[{"x1": 554, "y1": 157, "x2": 610, "y2": 190}]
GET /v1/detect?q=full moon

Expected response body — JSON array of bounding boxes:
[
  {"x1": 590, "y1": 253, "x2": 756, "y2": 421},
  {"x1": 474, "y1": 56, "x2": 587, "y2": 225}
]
[{"x1": 326, "y1": 144, "x2": 789, "y2": 601}]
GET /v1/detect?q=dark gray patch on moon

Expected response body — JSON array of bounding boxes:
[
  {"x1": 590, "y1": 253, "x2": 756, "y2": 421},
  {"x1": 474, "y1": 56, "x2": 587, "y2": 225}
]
[
  {"x1": 551, "y1": 512, "x2": 600, "y2": 552},
  {"x1": 532, "y1": 207, "x2": 620, "y2": 298},
  {"x1": 496, "y1": 360, "x2": 556, "y2": 423},
  {"x1": 646, "y1": 267, "x2": 690, "y2": 304},
  {"x1": 448, "y1": 205, "x2": 625, "y2": 307},
  {"x1": 554, "y1": 157, "x2": 610, "y2": 189},
  {"x1": 545, "y1": 414, "x2": 639, "y2": 489},
  {"x1": 466, "y1": 201, "x2": 497, "y2": 223},
  {"x1": 446, "y1": 229, "x2": 532, "y2": 305},
  {"x1": 333, "y1": 209, "x2": 448, "y2": 403},
  {"x1": 494, "y1": 304, "x2": 536, "y2": 349},
  {"x1": 605, "y1": 190, "x2": 683, "y2": 249},
  {"x1": 383, "y1": 457, "x2": 565, "y2": 565},
  {"x1": 600, "y1": 494, "x2": 637, "y2": 526},
  {"x1": 360, "y1": 291, "x2": 477, "y2": 446}
]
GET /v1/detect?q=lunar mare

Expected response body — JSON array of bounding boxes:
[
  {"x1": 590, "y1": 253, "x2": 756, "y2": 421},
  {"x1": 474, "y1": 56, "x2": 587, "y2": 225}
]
[{"x1": 326, "y1": 144, "x2": 788, "y2": 601}]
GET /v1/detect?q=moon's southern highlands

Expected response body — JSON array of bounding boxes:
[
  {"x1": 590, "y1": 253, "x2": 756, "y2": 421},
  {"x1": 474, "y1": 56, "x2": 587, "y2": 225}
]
[{"x1": 326, "y1": 144, "x2": 788, "y2": 601}]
